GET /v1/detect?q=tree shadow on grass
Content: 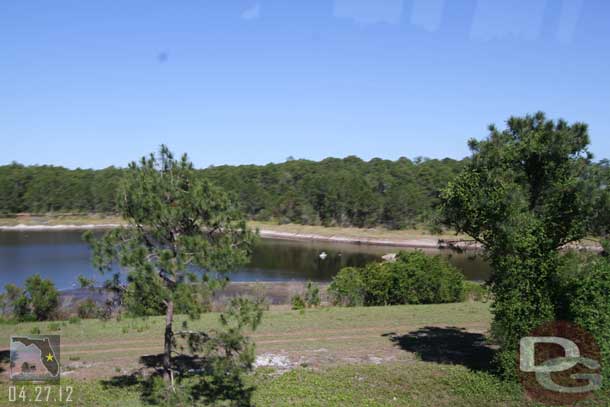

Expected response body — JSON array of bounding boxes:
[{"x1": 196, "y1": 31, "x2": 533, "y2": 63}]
[
  {"x1": 0, "y1": 350, "x2": 10, "y2": 374},
  {"x1": 384, "y1": 326, "x2": 496, "y2": 373},
  {"x1": 102, "y1": 353, "x2": 254, "y2": 406}
]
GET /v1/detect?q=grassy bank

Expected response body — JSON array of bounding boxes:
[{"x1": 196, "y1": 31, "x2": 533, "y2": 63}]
[{"x1": 1, "y1": 302, "x2": 608, "y2": 406}]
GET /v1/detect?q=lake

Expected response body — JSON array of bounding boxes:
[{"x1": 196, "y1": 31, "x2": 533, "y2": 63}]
[{"x1": 0, "y1": 230, "x2": 491, "y2": 290}]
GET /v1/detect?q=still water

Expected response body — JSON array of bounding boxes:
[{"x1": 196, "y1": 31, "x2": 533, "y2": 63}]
[{"x1": 0, "y1": 230, "x2": 491, "y2": 290}]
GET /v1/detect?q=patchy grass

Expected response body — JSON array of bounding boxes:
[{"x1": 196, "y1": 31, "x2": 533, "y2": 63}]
[
  {"x1": 3, "y1": 362, "x2": 608, "y2": 406},
  {"x1": 0, "y1": 302, "x2": 491, "y2": 376},
  {"x1": 0, "y1": 302, "x2": 607, "y2": 406}
]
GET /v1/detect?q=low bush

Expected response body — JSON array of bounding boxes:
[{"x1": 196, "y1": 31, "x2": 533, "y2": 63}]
[
  {"x1": 556, "y1": 252, "x2": 610, "y2": 383},
  {"x1": 68, "y1": 316, "x2": 81, "y2": 324},
  {"x1": 77, "y1": 298, "x2": 98, "y2": 319},
  {"x1": 463, "y1": 281, "x2": 490, "y2": 302},
  {"x1": 328, "y1": 267, "x2": 366, "y2": 306},
  {"x1": 291, "y1": 295, "x2": 306, "y2": 310},
  {"x1": 329, "y1": 251, "x2": 464, "y2": 306},
  {"x1": 13, "y1": 275, "x2": 59, "y2": 321},
  {"x1": 47, "y1": 322, "x2": 61, "y2": 331},
  {"x1": 304, "y1": 281, "x2": 321, "y2": 307}
]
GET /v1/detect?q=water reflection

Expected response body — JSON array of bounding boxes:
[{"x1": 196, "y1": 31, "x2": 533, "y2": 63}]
[{"x1": 0, "y1": 230, "x2": 491, "y2": 290}]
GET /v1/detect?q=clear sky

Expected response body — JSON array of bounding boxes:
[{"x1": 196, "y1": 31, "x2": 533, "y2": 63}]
[{"x1": 2, "y1": 0, "x2": 609, "y2": 169}]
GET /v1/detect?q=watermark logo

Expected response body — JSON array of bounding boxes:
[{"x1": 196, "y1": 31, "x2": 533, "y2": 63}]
[
  {"x1": 519, "y1": 321, "x2": 601, "y2": 405},
  {"x1": 10, "y1": 335, "x2": 60, "y2": 382}
]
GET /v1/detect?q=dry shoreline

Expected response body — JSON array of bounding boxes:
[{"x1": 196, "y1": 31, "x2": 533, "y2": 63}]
[
  {"x1": 0, "y1": 222, "x2": 602, "y2": 252},
  {"x1": 0, "y1": 222, "x2": 477, "y2": 250}
]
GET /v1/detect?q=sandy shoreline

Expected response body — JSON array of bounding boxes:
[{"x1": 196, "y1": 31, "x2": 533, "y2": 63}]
[
  {"x1": 257, "y1": 229, "x2": 478, "y2": 250},
  {"x1": 0, "y1": 223, "x2": 601, "y2": 252},
  {"x1": 0, "y1": 222, "x2": 478, "y2": 250}
]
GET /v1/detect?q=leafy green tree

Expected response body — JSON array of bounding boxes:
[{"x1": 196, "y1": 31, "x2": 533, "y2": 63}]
[
  {"x1": 85, "y1": 145, "x2": 256, "y2": 389},
  {"x1": 0, "y1": 283, "x2": 23, "y2": 316},
  {"x1": 440, "y1": 112, "x2": 595, "y2": 378},
  {"x1": 14, "y1": 275, "x2": 59, "y2": 321}
]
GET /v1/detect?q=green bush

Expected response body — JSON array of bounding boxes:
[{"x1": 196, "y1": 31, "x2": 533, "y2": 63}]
[
  {"x1": 304, "y1": 281, "x2": 320, "y2": 307},
  {"x1": 557, "y1": 253, "x2": 610, "y2": 383},
  {"x1": 463, "y1": 281, "x2": 490, "y2": 302},
  {"x1": 329, "y1": 251, "x2": 464, "y2": 306},
  {"x1": 68, "y1": 316, "x2": 81, "y2": 324},
  {"x1": 77, "y1": 298, "x2": 98, "y2": 319},
  {"x1": 13, "y1": 274, "x2": 59, "y2": 321},
  {"x1": 328, "y1": 267, "x2": 365, "y2": 306},
  {"x1": 291, "y1": 295, "x2": 306, "y2": 310},
  {"x1": 47, "y1": 322, "x2": 61, "y2": 331}
]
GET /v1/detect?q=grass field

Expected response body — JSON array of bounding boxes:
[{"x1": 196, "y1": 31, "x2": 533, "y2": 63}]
[{"x1": 0, "y1": 302, "x2": 608, "y2": 406}]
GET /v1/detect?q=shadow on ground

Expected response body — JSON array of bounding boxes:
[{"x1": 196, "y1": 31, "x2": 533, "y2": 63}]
[
  {"x1": 102, "y1": 353, "x2": 254, "y2": 405},
  {"x1": 384, "y1": 326, "x2": 495, "y2": 372},
  {"x1": 0, "y1": 350, "x2": 9, "y2": 373}
]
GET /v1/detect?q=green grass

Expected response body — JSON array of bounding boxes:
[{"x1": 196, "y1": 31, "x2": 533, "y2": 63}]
[
  {"x1": 3, "y1": 363, "x2": 609, "y2": 406},
  {"x1": 1, "y1": 302, "x2": 608, "y2": 406},
  {"x1": 0, "y1": 303, "x2": 492, "y2": 368}
]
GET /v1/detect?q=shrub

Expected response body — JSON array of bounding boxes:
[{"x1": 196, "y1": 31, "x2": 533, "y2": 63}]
[
  {"x1": 463, "y1": 281, "x2": 490, "y2": 302},
  {"x1": 304, "y1": 281, "x2": 320, "y2": 307},
  {"x1": 47, "y1": 322, "x2": 61, "y2": 331},
  {"x1": 68, "y1": 316, "x2": 81, "y2": 324},
  {"x1": 122, "y1": 268, "x2": 167, "y2": 317},
  {"x1": 291, "y1": 295, "x2": 306, "y2": 310},
  {"x1": 328, "y1": 267, "x2": 365, "y2": 306},
  {"x1": 77, "y1": 298, "x2": 98, "y2": 319},
  {"x1": 13, "y1": 275, "x2": 59, "y2": 321},
  {"x1": 557, "y1": 253, "x2": 610, "y2": 382},
  {"x1": 329, "y1": 251, "x2": 464, "y2": 306},
  {"x1": 30, "y1": 327, "x2": 41, "y2": 335}
]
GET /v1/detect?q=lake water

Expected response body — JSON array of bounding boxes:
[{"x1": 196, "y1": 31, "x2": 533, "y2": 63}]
[{"x1": 0, "y1": 230, "x2": 491, "y2": 290}]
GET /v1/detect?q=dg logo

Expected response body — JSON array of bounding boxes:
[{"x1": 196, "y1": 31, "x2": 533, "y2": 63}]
[{"x1": 519, "y1": 320, "x2": 602, "y2": 405}]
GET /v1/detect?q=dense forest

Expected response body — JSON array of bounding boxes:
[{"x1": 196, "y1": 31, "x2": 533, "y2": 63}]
[{"x1": 1, "y1": 156, "x2": 608, "y2": 232}]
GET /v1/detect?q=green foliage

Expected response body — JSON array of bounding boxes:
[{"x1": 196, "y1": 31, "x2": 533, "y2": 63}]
[
  {"x1": 329, "y1": 251, "x2": 464, "y2": 306},
  {"x1": 556, "y1": 253, "x2": 610, "y2": 382},
  {"x1": 291, "y1": 294, "x2": 306, "y2": 311},
  {"x1": 68, "y1": 316, "x2": 81, "y2": 324},
  {"x1": 13, "y1": 274, "x2": 59, "y2": 321},
  {"x1": 29, "y1": 326, "x2": 41, "y2": 335},
  {"x1": 304, "y1": 281, "x2": 321, "y2": 307},
  {"x1": 122, "y1": 267, "x2": 168, "y2": 317},
  {"x1": 47, "y1": 322, "x2": 61, "y2": 331},
  {"x1": 441, "y1": 112, "x2": 597, "y2": 379},
  {"x1": 0, "y1": 155, "x2": 469, "y2": 230},
  {"x1": 77, "y1": 298, "x2": 99, "y2": 319},
  {"x1": 327, "y1": 267, "x2": 366, "y2": 306},
  {"x1": 463, "y1": 281, "x2": 490, "y2": 302},
  {"x1": 77, "y1": 274, "x2": 95, "y2": 289},
  {"x1": 0, "y1": 283, "x2": 23, "y2": 316},
  {"x1": 290, "y1": 282, "x2": 321, "y2": 310},
  {"x1": 143, "y1": 298, "x2": 264, "y2": 406},
  {"x1": 85, "y1": 145, "x2": 257, "y2": 395}
]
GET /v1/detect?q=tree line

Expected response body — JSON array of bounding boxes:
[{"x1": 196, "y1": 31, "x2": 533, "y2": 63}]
[
  {"x1": 1, "y1": 150, "x2": 608, "y2": 234},
  {"x1": 0, "y1": 156, "x2": 471, "y2": 229}
]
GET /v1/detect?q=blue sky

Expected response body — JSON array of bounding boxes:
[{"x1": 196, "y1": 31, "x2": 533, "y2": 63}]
[{"x1": 1, "y1": 0, "x2": 609, "y2": 169}]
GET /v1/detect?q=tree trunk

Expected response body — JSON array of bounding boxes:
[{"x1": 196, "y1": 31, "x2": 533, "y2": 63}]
[{"x1": 163, "y1": 299, "x2": 174, "y2": 386}]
